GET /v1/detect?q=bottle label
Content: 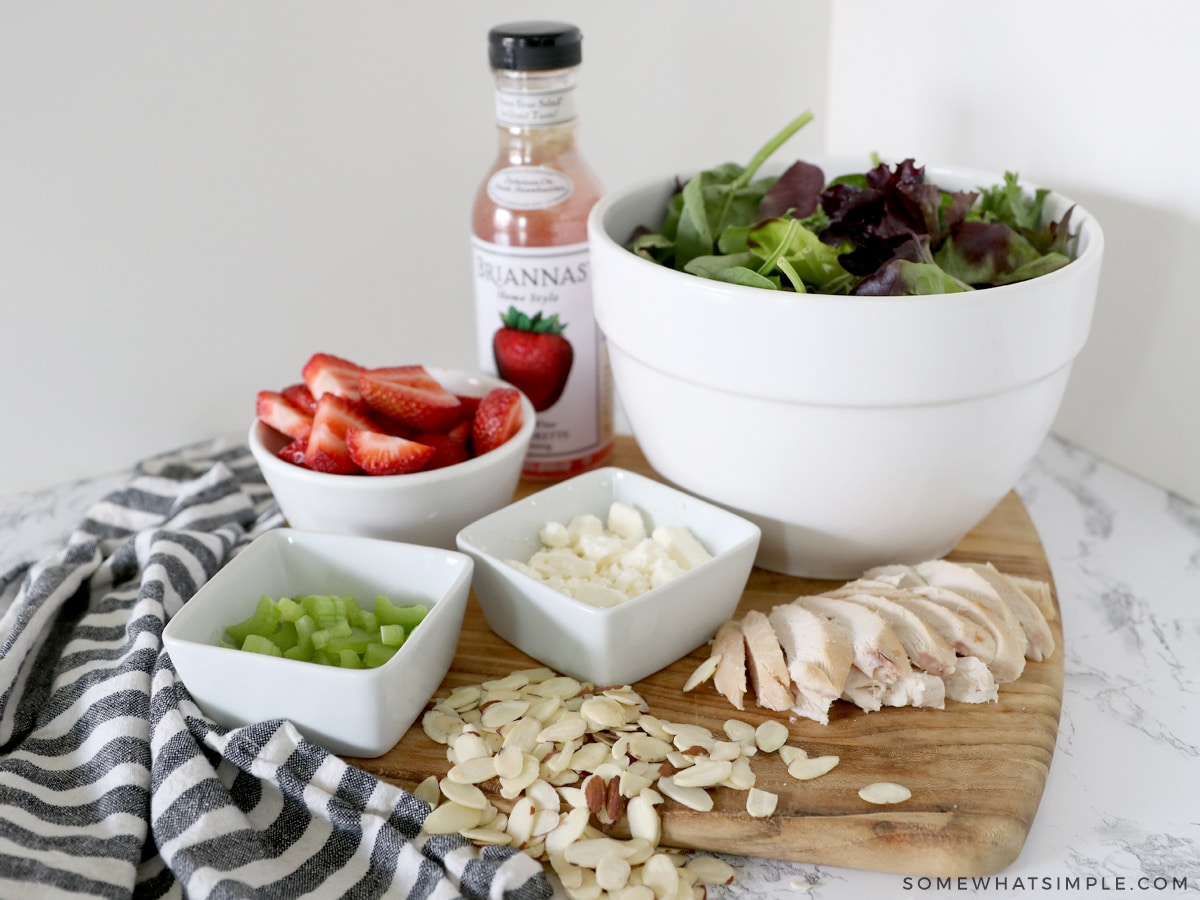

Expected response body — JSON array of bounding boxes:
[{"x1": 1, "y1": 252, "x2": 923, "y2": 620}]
[
  {"x1": 486, "y1": 166, "x2": 573, "y2": 210},
  {"x1": 471, "y1": 238, "x2": 613, "y2": 473},
  {"x1": 495, "y1": 85, "x2": 577, "y2": 127}
]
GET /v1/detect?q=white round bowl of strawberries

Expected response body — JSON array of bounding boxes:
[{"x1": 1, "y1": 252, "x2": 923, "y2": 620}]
[{"x1": 248, "y1": 353, "x2": 535, "y2": 550}]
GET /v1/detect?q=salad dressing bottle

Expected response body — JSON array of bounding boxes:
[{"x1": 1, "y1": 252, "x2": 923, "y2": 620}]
[{"x1": 471, "y1": 21, "x2": 614, "y2": 480}]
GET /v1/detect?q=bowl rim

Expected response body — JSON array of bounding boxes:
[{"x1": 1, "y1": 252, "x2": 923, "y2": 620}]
[
  {"x1": 162, "y1": 527, "x2": 473, "y2": 677},
  {"x1": 249, "y1": 366, "x2": 536, "y2": 490},
  {"x1": 456, "y1": 465, "x2": 761, "y2": 620},
  {"x1": 587, "y1": 154, "x2": 1104, "y2": 308}
]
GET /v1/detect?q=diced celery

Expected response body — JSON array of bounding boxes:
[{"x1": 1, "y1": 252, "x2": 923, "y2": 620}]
[
  {"x1": 225, "y1": 595, "x2": 282, "y2": 644},
  {"x1": 276, "y1": 596, "x2": 305, "y2": 623},
  {"x1": 364, "y1": 642, "x2": 398, "y2": 668},
  {"x1": 301, "y1": 594, "x2": 337, "y2": 620},
  {"x1": 379, "y1": 623, "x2": 406, "y2": 648},
  {"x1": 284, "y1": 642, "x2": 314, "y2": 662},
  {"x1": 223, "y1": 592, "x2": 427, "y2": 669},
  {"x1": 374, "y1": 596, "x2": 429, "y2": 630},
  {"x1": 242, "y1": 633, "x2": 283, "y2": 657},
  {"x1": 294, "y1": 614, "x2": 317, "y2": 642},
  {"x1": 323, "y1": 627, "x2": 372, "y2": 655},
  {"x1": 268, "y1": 621, "x2": 299, "y2": 653}
]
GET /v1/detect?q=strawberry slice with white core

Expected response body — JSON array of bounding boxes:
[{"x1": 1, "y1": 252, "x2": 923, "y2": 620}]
[
  {"x1": 472, "y1": 387, "x2": 524, "y2": 456},
  {"x1": 256, "y1": 390, "x2": 314, "y2": 441},
  {"x1": 303, "y1": 394, "x2": 374, "y2": 474},
  {"x1": 302, "y1": 352, "x2": 364, "y2": 401},
  {"x1": 345, "y1": 429, "x2": 436, "y2": 476},
  {"x1": 358, "y1": 365, "x2": 463, "y2": 432}
]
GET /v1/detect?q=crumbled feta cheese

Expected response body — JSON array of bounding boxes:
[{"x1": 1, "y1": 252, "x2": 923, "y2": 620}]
[{"x1": 505, "y1": 502, "x2": 711, "y2": 608}]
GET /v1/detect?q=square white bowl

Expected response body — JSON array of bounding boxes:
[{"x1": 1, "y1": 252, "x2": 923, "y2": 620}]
[
  {"x1": 455, "y1": 467, "x2": 760, "y2": 686},
  {"x1": 163, "y1": 528, "x2": 472, "y2": 757}
]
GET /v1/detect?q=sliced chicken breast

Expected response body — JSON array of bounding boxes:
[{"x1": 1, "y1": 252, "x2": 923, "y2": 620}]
[
  {"x1": 790, "y1": 595, "x2": 912, "y2": 684},
  {"x1": 942, "y1": 656, "x2": 999, "y2": 704},
  {"x1": 741, "y1": 609, "x2": 793, "y2": 711},
  {"x1": 915, "y1": 560, "x2": 1029, "y2": 657},
  {"x1": 768, "y1": 604, "x2": 854, "y2": 725},
  {"x1": 711, "y1": 619, "x2": 747, "y2": 711},
  {"x1": 963, "y1": 562, "x2": 1056, "y2": 661},
  {"x1": 825, "y1": 590, "x2": 958, "y2": 677},
  {"x1": 913, "y1": 584, "x2": 1027, "y2": 683}
]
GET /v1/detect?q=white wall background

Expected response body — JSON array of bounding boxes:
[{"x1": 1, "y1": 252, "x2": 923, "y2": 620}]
[
  {"x1": 826, "y1": 0, "x2": 1200, "y2": 504},
  {"x1": 3, "y1": 1, "x2": 1197, "y2": 506},
  {"x1": 0, "y1": 1, "x2": 830, "y2": 497}
]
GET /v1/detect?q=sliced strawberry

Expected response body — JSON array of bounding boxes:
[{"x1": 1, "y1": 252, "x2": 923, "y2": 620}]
[
  {"x1": 345, "y1": 429, "x2": 436, "y2": 476},
  {"x1": 415, "y1": 431, "x2": 471, "y2": 470},
  {"x1": 366, "y1": 411, "x2": 421, "y2": 441},
  {"x1": 276, "y1": 437, "x2": 309, "y2": 467},
  {"x1": 447, "y1": 419, "x2": 471, "y2": 445},
  {"x1": 256, "y1": 390, "x2": 314, "y2": 441},
  {"x1": 358, "y1": 366, "x2": 463, "y2": 432},
  {"x1": 472, "y1": 387, "x2": 524, "y2": 456},
  {"x1": 302, "y1": 352, "x2": 364, "y2": 401},
  {"x1": 303, "y1": 394, "x2": 374, "y2": 474},
  {"x1": 281, "y1": 382, "x2": 317, "y2": 415},
  {"x1": 454, "y1": 393, "x2": 483, "y2": 423}
]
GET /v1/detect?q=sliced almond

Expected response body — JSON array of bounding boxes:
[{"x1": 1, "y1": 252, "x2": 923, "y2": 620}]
[
  {"x1": 682, "y1": 654, "x2": 721, "y2": 692},
  {"x1": 777, "y1": 745, "x2": 808, "y2": 766},
  {"x1": 447, "y1": 755, "x2": 497, "y2": 785},
  {"x1": 723, "y1": 719, "x2": 756, "y2": 743},
  {"x1": 754, "y1": 720, "x2": 789, "y2": 753},
  {"x1": 723, "y1": 755, "x2": 756, "y2": 792},
  {"x1": 656, "y1": 775, "x2": 713, "y2": 812},
  {"x1": 538, "y1": 715, "x2": 588, "y2": 744},
  {"x1": 460, "y1": 826, "x2": 512, "y2": 845},
  {"x1": 745, "y1": 787, "x2": 778, "y2": 818},
  {"x1": 452, "y1": 730, "x2": 492, "y2": 762},
  {"x1": 423, "y1": 801, "x2": 485, "y2": 835},
  {"x1": 595, "y1": 854, "x2": 632, "y2": 892},
  {"x1": 564, "y1": 837, "x2": 634, "y2": 868},
  {"x1": 413, "y1": 774, "x2": 440, "y2": 807},
  {"x1": 481, "y1": 699, "x2": 531, "y2": 729},
  {"x1": 626, "y1": 794, "x2": 660, "y2": 845},
  {"x1": 506, "y1": 796, "x2": 535, "y2": 846},
  {"x1": 626, "y1": 733, "x2": 673, "y2": 763},
  {"x1": 671, "y1": 759, "x2": 733, "y2": 788},
  {"x1": 493, "y1": 745, "x2": 527, "y2": 780},
  {"x1": 438, "y1": 778, "x2": 489, "y2": 810},
  {"x1": 685, "y1": 855, "x2": 737, "y2": 886},
  {"x1": 445, "y1": 684, "x2": 483, "y2": 711},
  {"x1": 858, "y1": 781, "x2": 912, "y2": 805},
  {"x1": 641, "y1": 853, "x2": 680, "y2": 898},
  {"x1": 788, "y1": 755, "x2": 840, "y2": 781},
  {"x1": 527, "y1": 675, "x2": 584, "y2": 699},
  {"x1": 580, "y1": 697, "x2": 628, "y2": 730},
  {"x1": 545, "y1": 806, "x2": 591, "y2": 854}
]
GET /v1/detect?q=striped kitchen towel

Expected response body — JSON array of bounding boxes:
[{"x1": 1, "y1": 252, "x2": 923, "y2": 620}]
[{"x1": 0, "y1": 439, "x2": 550, "y2": 900}]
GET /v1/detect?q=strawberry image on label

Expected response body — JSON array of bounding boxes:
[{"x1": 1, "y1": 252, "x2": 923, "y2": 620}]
[{"x1": 492, "y1": 306, "x2": 574, "y2": 412}]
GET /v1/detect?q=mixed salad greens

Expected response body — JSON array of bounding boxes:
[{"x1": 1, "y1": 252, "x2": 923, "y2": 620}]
[{"x1": 627, "y1": 111, "x2": 1077, "y2": 296}]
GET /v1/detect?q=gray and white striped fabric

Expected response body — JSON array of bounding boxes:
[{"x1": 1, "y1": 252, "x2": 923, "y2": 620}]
[{"x1": 0, "y1": 440, "x2": 550, "y2": 899}]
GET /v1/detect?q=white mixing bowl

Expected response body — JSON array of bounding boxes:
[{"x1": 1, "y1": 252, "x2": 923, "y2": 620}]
[{"x1": 588, "y1": 159, "x2": 1103, "y2": 578}]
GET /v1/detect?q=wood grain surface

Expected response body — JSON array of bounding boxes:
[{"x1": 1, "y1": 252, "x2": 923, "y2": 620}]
[{"x1": 346, "y1": 436, "x2": 1063, "y2": 877}]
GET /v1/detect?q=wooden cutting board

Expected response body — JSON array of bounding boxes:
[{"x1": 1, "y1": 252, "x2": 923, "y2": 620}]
[{"x1": 347, "y1": 436, "x2": 1063, "y2": 877}]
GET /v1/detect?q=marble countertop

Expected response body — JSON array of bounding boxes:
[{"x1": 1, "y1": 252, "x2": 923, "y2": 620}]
[{"x1": 1, "y1": 434, "x2": 1196, "y2": 898}]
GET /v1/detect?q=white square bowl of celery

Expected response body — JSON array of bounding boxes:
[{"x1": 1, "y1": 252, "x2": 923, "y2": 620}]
[{"x1": 163, "y1": 528, "x2": 472, "y2": 757}]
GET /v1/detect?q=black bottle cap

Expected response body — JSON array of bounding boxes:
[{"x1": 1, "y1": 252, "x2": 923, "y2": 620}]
[{"x1": 488, "y1": 21, "x2": 582, "y2": 71}]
